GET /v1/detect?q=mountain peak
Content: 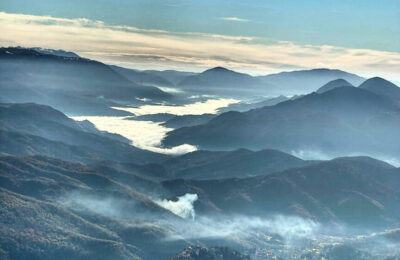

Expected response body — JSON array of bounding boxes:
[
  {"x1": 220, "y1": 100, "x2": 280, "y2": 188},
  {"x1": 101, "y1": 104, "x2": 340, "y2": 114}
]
[
  {"x1": 316, "y1": 78, "x2": 353, "y2": 94},
  {"x1": 203, "y1": 66, "x2": 234, "y2": 74},
  {"x1": 359, "y1": 77, "x2": 397, "y2": 88},
  {"x1": 359, "y1": 77, "x2": 400, "y2": 103}
]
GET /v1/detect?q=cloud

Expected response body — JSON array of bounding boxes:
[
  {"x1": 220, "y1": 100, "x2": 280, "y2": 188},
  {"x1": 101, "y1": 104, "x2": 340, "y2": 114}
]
[
  {"x1": 112, "y1": 98, "x2": 239, "y2": 116},
  {"x1": 220, "y1": 17, "x2": 250, "y2": 22},
  {"x1": 155, "y1": 193, "x2": 198, "y2": 220},
  {"x1": 71, "y1": 98, "x2": 237, "y2": 155},
  {"x1": 71, "y1": 115, "x2": 196, "y2": 155},
  {"x1": 1, "y1": 12, "x2": 400, "y2": 80}
]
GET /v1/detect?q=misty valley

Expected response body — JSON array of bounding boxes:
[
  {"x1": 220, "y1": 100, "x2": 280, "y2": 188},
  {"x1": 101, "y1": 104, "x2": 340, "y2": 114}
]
[{"x1": 1, "y1": 46, "x2": 400, "y2": 260}]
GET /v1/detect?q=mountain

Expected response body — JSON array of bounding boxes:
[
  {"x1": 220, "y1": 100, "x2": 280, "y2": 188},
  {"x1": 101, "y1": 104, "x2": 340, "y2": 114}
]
[
  {"x1": 359, "y1": 77, "x2": 400, "y2": 104},
  {"x1": 163, "y1": 85, "x2": 400, "y2": 158},
  {"x1": 0, "y1": 103, "x2": 167, "y2": 164},
  {"x1": 110, "y1": 65, "x2": 174, "y2": 87},
  {"x1": 144, "y1": 70, "x2": 196, "y2": 85},
  {"x1": 218, "y1": 95, "x2": 289, "y2": 113},
  {"x1": 258, "y1": 68, "x2": 365, "y2": 95},
  {"x1": 170, "y1": 246, "x2": 250, "y2": 260},
  {"x1": 0, "y1": 155, "x2": 189, "y2": 260},
  {"x1": 163, "y1": 156, "x2": 400, "y2": 229},
  {"x1": 162, "y1": 114, "x2": 215, "y2": 128},
  {"x1": 178, "y1": 67, "x2": 271, "y2": 96},
  {"x1": 316, "y1": 79, "x2": 353, "y2": 94},
  {"x1": 125, "y1": 113, "x2": 177, "y2": 122},
  {"x1": 29, "y1": 47, "x2": 80, "y2": 58},
  {"x1": 158, "y1": 148, "x2": 308, "y2": 180},
  {"x1": 0, "y1": 47, "x2": 170, "y2": 115}
]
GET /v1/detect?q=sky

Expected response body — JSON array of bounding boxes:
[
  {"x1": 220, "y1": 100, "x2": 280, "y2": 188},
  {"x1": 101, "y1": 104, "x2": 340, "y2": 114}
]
[{"x1": 0, "y1": 0, "x2": 399, "y2": 80}]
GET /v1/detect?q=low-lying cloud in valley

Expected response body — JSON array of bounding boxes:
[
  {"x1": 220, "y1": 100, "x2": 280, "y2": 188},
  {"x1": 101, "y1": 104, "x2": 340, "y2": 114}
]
[
  {"x1": 112, "y1": 98, "x2": 239, "y2": 116},
  {"x1": 71, "y1": 98, "x2": 237, "y2": 155}
]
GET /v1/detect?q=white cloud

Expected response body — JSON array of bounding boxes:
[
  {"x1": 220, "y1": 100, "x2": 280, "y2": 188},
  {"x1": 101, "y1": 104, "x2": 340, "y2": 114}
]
[
  {"x1": 71, "y1": 115, "x2": 197, "y2": 155},
  {"x1": 112, "y1": 98, "x2": 239, "y2": 116},
  {"x1": 220, "y1": 17, "x2": 250, "y2": 22},
  {"x1": 1, "y1": 12, "x2": 400, "y2": 81},
  {"x1": 70, "y1": 98, "x2": 237, "y2": 155}
]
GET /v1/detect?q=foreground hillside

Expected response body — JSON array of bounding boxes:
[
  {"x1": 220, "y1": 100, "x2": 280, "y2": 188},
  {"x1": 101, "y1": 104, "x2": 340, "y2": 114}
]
[{"x1": 2, "y1": 154, "x2": 400, "y2": 259}]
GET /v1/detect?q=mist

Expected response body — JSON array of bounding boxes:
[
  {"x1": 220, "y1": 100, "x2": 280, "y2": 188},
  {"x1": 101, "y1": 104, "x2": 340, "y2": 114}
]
[
  {"x1": 54, "y1": 189, "x2": 400, "y2": 259},
  {"x1": 291, "y1": 149, "x2": 400, "y2": 167},
  {"x1": 112, "y1": 98, "x2": 239, "y2": 116},
  {"x1": 72, "y1": 115, "x2": 197, "y2": 155}
]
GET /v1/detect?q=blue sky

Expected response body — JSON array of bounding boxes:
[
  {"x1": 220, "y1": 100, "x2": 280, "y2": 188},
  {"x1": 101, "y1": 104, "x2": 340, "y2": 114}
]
[
  {"x1": 1, "y1": 0, "x2": 399, "y2": 52},
  {"x1": 0, "y1": 0, "x2": 399, "y2": 80}
]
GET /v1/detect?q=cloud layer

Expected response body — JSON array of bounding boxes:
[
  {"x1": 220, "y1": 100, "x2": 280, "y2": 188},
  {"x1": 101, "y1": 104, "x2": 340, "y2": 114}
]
[
  {"x1": 70, "y1": 98, "x2": 237, "y2": 155},
  {"x1": 1, "y1": 11, "x2": 399, "y2": 80}
]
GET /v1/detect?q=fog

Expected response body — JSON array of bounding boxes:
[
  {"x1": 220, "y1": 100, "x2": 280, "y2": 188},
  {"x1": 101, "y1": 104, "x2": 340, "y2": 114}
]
[
  {"x1": 71, "y1": 98, "x2": 238, "y2": 155},
  {"x1": 72, "y1": 115, "x2": 197, "y2": 155},
  {"x1": 112, "y1": 98, "x2": 239, "y2": 116}
]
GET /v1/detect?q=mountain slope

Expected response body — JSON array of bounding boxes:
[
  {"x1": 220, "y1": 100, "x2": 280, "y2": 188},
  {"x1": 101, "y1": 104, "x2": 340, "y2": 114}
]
[
  {"x1": 258, "y1": 68, "x2": 364, "y2": 95},
  {"x1": 144, "y1": 70, "x2": 196, "y2": 85},
  {"x1": 359, "y1": 77, "x2": 400, "y2": 104},
  {"x1": 110, "y1": 65, "x2": 174, "y2": 87},
  {"x1": 170, "y1": 246, "x2": 250, "y2": 260},
  {"x1": 316, "y1": 79, "x2": 353, "y2": 94},
  {"x1": 178, "y1": 67, "x2": 271, "y2": 96},
  {"x1": 0, "y1": 103, "x2": 167, "y2": 164},
  {"x1": 163, "y1": 156, "x2": 400, "y2": 229},
  {"x1": 160, "y1": 148, "x2": 308, "y2": 179},
  {"x1": 0, "y1": 155, "x2": 188, "y2": 260},
  {"x1": 0, "y1": 47, "x2": 170, "y2": 115},
  {"x1": 163, "y1": 85, "x2": 400, "y2": 158}
]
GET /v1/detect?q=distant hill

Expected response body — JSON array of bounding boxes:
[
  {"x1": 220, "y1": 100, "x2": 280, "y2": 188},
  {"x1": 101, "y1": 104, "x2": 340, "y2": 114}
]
[
  {"x1": 178, "y1": 67, "x2": 272, "y2": 97},
  {"x1": 163, "y1": 83, "x2": 400, "y2": 158},
  {"x1": 162, "y1": 114, "x2": 215, "y2": 128},
  {"x1": 316, "y1": 79, "x2": 353, "y2": 94},
  {"x1": 125, "y1": 113, "x2": 176, "y2": 122},
  {"x1": 144, "y1": 69, "x2": 196, "y2": 85},
  {"x1": 218, "y1": 95, "x2": 289, "y2": 113},
  {"x1": 258, "y1": 68, "x2": 364, "y2": 95},
  {"x1": 0, "y1": 47, "x2": 170, "y2": 115},
  {"x1": 110, "y1": 65, "x2": 174, "y2": 87},
  {"x1": 359, "y1": 77, "x2": 400, "y2": 104},
  {"x1": 30, "y1": 47, "x2": 80, "y2": 58}
]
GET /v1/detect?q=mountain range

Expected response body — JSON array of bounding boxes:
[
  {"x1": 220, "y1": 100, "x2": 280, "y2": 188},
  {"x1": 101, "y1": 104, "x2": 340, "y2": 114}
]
[
  {"x1": 163, "y1": 77, "x2": 400, "y2": 159},
  {"x1": 0, "y1": 47, "x2": 170, "y2": 115},
  {"x1": 2, "y1": 46, "x2": 400, "y2": 259}
]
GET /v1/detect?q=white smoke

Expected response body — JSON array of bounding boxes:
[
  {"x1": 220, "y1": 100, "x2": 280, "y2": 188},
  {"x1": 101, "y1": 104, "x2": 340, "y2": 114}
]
[
  {"x1": 291, "y1": 149, "x2": 332, "y2": 160},
  {"x1": 165, "y1": 215, "x2": 320, "y2": 242},
  {"x1": 155, "y1": 193, "x2": 198, "y2": 220}
]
